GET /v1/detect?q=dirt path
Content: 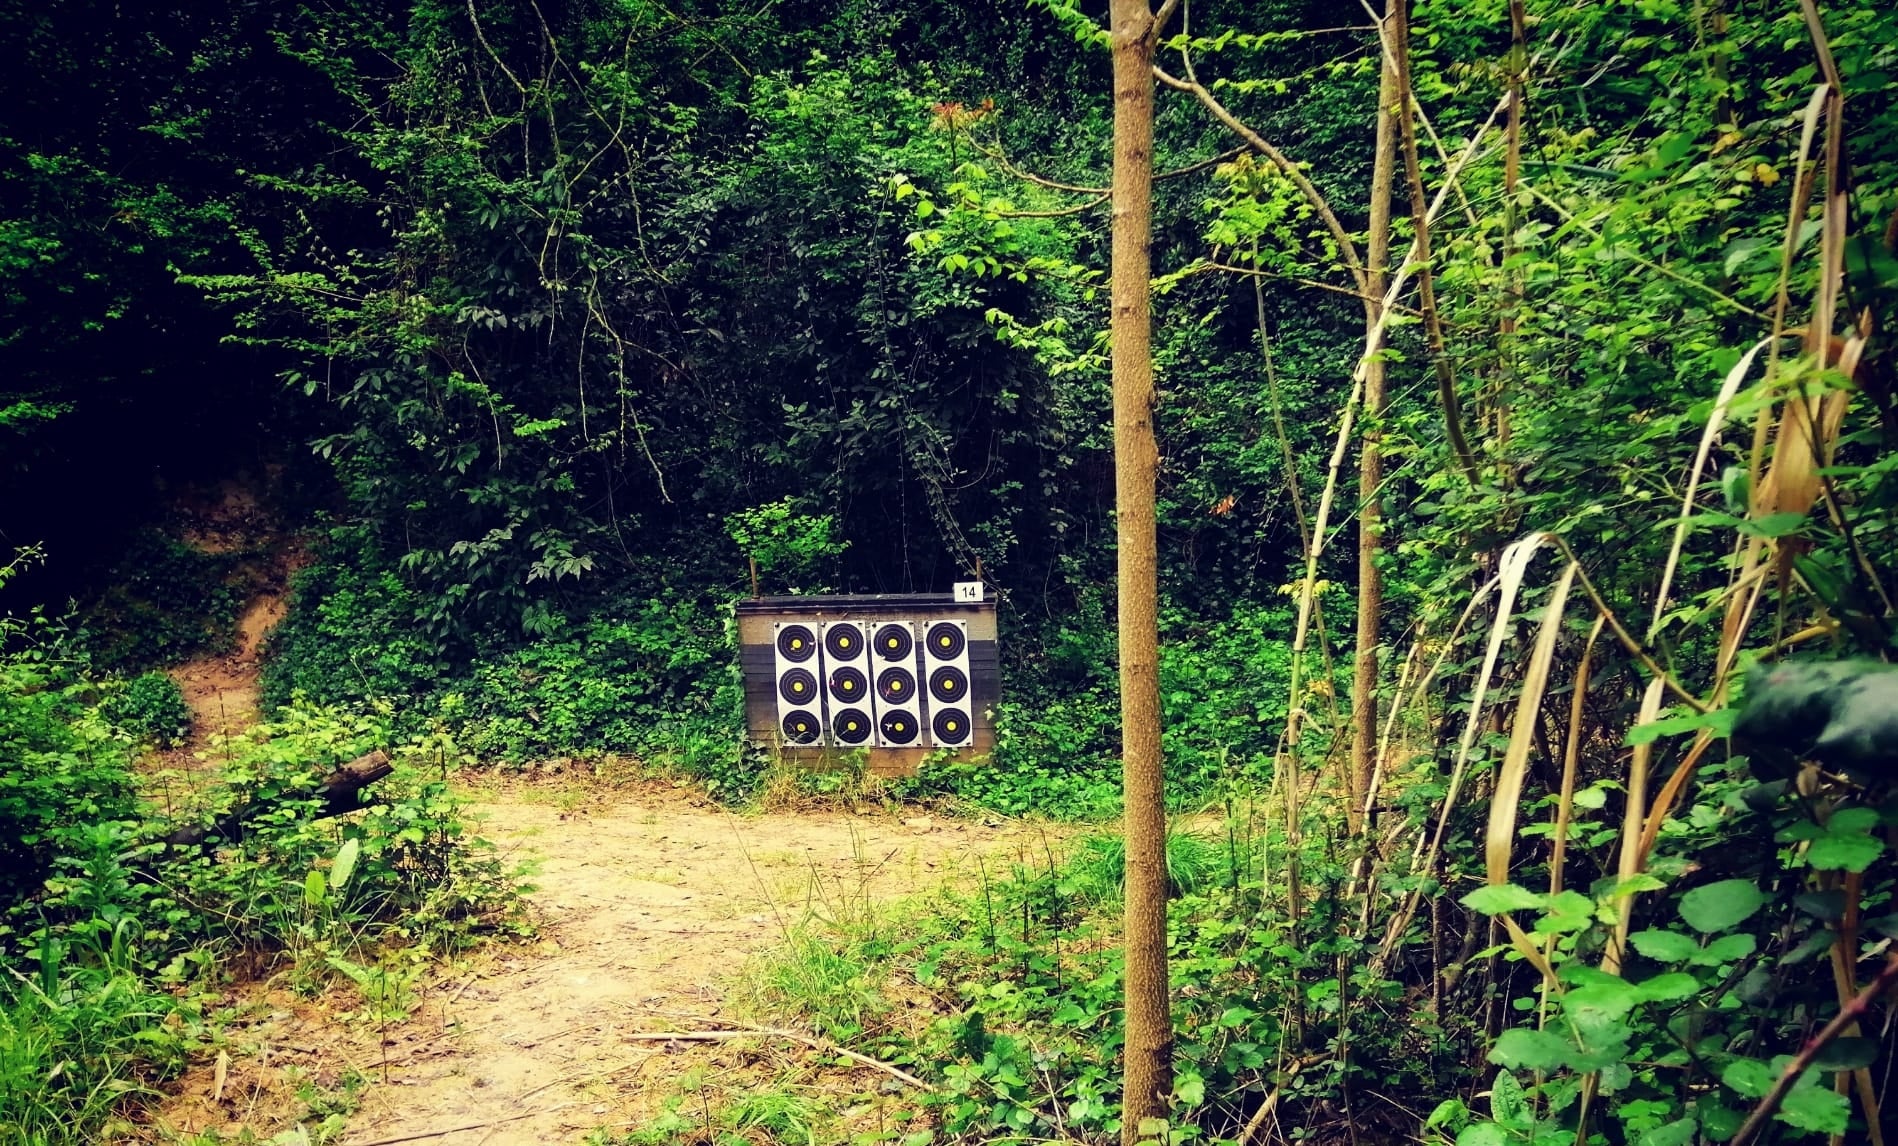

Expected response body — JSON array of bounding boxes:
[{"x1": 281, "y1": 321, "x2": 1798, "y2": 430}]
[{"x1": 153, "y1": 785, "x2": 1058, "y2": 1145}]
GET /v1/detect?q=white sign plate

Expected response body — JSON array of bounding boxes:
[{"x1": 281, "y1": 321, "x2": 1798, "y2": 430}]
[{"x1": 953, "y1": 581, "x2": 985, "y2": 603}]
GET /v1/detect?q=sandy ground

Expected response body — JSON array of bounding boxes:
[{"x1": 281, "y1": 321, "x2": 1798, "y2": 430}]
[{"x1": 148, "y1": 784, "x2": 1060, "y2": 1145}]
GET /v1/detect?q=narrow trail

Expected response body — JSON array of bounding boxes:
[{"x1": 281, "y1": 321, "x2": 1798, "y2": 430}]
[
  {"x1": 154, "y1": 785, "x2": 1057, "y2": 1145},
  {"x1": 148, "y1": 477, "x2": 308, "y2": 769}
]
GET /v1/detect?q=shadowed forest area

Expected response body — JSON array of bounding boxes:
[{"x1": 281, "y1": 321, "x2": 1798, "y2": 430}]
[{"x1": 3, "y1": 0, "x2": 1897, "y2": 1143}]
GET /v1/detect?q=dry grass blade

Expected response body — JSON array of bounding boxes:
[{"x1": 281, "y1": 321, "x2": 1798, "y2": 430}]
[
  {"x1": 1485, "y1": 560, "x2": 1576, "y2": 978},
  {"x1": 1485, "y1": 563, "x2": 1578, "y2": 888},
  {"x1": 1602, "y1": 677, "x2": 1665, "y2": 976},
  {"x1": 1375, "y1": 535, "x2": 1556, "y2": 968},
  {"x1": 1649, "y1": 337, "x2": 1773, "y2": 640}
]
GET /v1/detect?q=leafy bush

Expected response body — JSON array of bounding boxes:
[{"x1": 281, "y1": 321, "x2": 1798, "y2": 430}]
[
  {"x1": 100, "y1": 671, "x2": 190, "y2": 748},
  {"x1": 260, "y1": 527, "x2": 443, "y2": 712},
  {"x1": 0, "y1": 930, "x2": 196, "y2": 1146},
  {"x1": 80, "y1": 531, "x2": 254, "y2": 671},
  {"x1": 0, "y1": 625, "x2": 138, "y2": 912}
]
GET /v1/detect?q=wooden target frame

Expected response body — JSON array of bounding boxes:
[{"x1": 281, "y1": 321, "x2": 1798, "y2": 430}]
[{"x1": 736, "y1": 592, "x2": 998, "y2": 776}]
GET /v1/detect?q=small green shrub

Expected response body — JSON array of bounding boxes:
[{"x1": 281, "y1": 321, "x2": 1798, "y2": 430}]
[
  {"x1": 0, "y1": 930, "x2": 195, "y2": 1146},
  {"x1": 81, "y1": 531, "x2": 254, "y2": 671},
  {"x1": 100, "y1": 671, "x2": 190, "y2": 747},
  {"x1": 0, "y1": 627, "x2": 139, "y2": 911}
]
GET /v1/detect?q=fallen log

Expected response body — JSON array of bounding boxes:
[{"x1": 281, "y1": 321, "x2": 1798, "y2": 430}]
[{"x1": 160, "y1": 749, "x2": 394, "y2": 848}]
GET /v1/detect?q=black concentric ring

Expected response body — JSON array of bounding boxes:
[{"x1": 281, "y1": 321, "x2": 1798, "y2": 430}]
[
  {"x1": 828, "y1": 665, "x2": 868, "y2": 703},
  {"x1": 776, "y1": 624, "x2": 817, "y2": 663},
  {"x1": 878, "y1": 710, "x2": 920, "y2": 744},
  {"x1": 780, "y1": 711, "x2": 821, "y2": 744},
  {"x1": 823, "y1": 624, "x2": 861, "y2": 660},
  {"x1": 831, "y1": 707, "x2": 872, "y2": 745},
  {"x1": 778, "y1": 667, "x2": 818, "y2": 705},
  {"x1": 873, "y1": 623, "x2": 914, "y2": 661},
  {"x1": 932, "y1": 707, "x2": 971, "y2": 744},
  {"x1": 929, "y1": 665, "x2": 969, "y2": 704},
  {"x1": 876, "y1": 667, "x2": 916, "y2": 704},
  {"x1": 925, "y1": 622, "x2": 965, "y2": 660}
]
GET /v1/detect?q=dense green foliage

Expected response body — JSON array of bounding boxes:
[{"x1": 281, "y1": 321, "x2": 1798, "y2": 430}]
[
  {"x1": 0, "y1": 550, "x2": 520, "y2": 1142},
  {"x1": 5, "y1": 0, "x2": 1898, "y2": 1141}
]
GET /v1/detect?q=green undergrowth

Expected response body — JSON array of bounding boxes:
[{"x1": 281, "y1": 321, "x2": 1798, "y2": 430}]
[
  {"x1": 0, "y1": 594, "x2": 525, "y2": 1145},
  {"x1": 79, "y1": 530, "x2": 273, "y2": 672},
  {"x1": 627, "y1": 758, "x2": 1896, "y2": 1146},
  {"x1": 260, "y1": 530, "x2": 1313, "y2": 818}
]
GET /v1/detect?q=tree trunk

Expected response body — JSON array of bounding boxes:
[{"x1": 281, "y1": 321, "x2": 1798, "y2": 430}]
[
  {"x1": 160, "y1": 750, "x2": 394, "y2": 848},
  {"x1": 1110, "y1": 1, "x2": 1171, "y2": 1141},
  {"x1": 1351, "y1": 24, "x2": 1401, "y2": 833}
]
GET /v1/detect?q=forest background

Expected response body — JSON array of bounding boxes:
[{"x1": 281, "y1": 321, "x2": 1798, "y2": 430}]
[{"x1": 3, "y1": 0, "x2": 1897, "y2": 1143}]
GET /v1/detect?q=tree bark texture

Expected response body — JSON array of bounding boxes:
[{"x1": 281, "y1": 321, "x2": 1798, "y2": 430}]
[
  {"x1": 1109, "y1": 1, "x2": 1172, "y2": 1141},
  {"x1": 160, "y1": 750, "x2": 394, "y2": 848},
  {"x1": 1351, "y1": 29, "x2": 1400, "y2": 832}
]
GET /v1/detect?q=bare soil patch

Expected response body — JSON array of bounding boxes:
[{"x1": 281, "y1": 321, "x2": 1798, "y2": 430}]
[{"x1": 149, "y1": 779, "x2": 1062, "y2": 1145}]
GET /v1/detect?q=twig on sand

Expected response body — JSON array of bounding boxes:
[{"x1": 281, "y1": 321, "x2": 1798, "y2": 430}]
[
  {"x1": 620, "y1": 1027, "x2": 932, "y2": 1090},
  {"x1": 342, "y1": 1104, "x2": 576, "y2": 1146}
]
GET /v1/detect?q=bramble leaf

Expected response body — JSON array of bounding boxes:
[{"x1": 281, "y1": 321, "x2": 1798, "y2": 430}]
[{"x1": 1679, "y1": 880, "x2": 1764, "y2": 933}]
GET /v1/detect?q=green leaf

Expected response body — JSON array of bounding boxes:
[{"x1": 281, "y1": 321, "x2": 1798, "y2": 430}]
[
  {"x1": 1425, "y1": 1099, "x2": 1470, "y2": 1131},
  {"x1": 1811, "y1": 1036, "x2": 1879, "y2": 1071},
  {"x1": 303, "y1": 869, "x2": 327, "y2": 909},
  {"x1": 1463, "y1": 883, "x2": 1546, "y2": 915},
  {"x1": 1828, "y1": 806, "x2": 1880, "y2": 833},
  {"x1": 1172, "y1": 1072, "x2": 1205, "y2": 1107},
  {"x1": 1636, "y1": 972, "x2": 1701, "y2": 1003},
  {"x1": 1636, "y1": 1118, "x2": 1697, "y2": 1146},
  {"x1": 1806, "y1": 828, "x2": 1884, "y2": 872},
  {"x1": 1457, "y1": 1125, "x2": 1509, "y2": 1146},
  {"x1": 1564, "y1": 977, "x2": 1642, "y2": 1031},
  {"x1": 1736, "y1": 660, "x2": 1898, "y2": 782},
  {"x1": 330, "y1": 838, "x2": 360, "y2": 892},
  {"x1": 1679, "y1": 879, "x2": 1765, "y2": 933},
  {"x1": 1692, "y1": 933, "x2": 1758, "y2": 966},
  {"x1": 1696, "y1": 1099, "x2": 1742, "y2": 1142},
  {"x1": 1777, "y1": 1084, "x2": 1849, "y2": 1134},
  {"x1": 1720, "y1": 1058, "x2": 1774, "y2": 1100},
  {"x1": 1490, "y1": 1028, "x2": 1574, "y2": 1071},
  {"x1": 1534, "y1": 890, "x2": 1597, "y2": 934},
  {"x1": 1490, "y1": 1069, "x2": 1530, "y2": 1127},
  {"x1": 1629, "y1": 929, "x2": 1700, "y2": 963}
]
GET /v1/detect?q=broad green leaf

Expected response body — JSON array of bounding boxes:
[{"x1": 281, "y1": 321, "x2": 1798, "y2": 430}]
[
  {"x1": 1172, "y1": 1072, "x2": 1205, "y2": 1107},
  {"x1": 1490, "y1": 1069, "x2": 1530, "y2": 1127},
  {"x1": 1490, "y1": 1028, "x2": 1574, "y2": 1071},
  {"x1": 1636, "y1": 1118, "x2": 1697, "y2": 1146},
  {"x1": 1829, "y1": 806, "x2": 1880, "y2": 833},
  {"x1": 303, "y1": 869, "x2": 327, "y2": 908},
  {"x1": 1812, "y1": 1036, "x2": 1878, "y2": 1071},
  {"x1": 330, "y1": 838, "x2": 360, "y2": 892},
  {"x1": 1720, "y1": 1058, "x2": 1774, "y2": 1099},
  {"x1": 1736, "y1": 660, "x2": 1898, "y2": 782},
  {"x1": 1806, "y1": 828, "x2": 1884, "y2": 872},
  {"x1": 1776, "y1": 1084, "x2": 1849, "y2": 1134},
  {"x1": 1601, "y1": 873, "x2": 1668, "y2": 898},
  {"x1": 1695, "y1": 1099, "x2": 1742, "y2": 1141},
  {"x1": 1679, "y1": 879, "x2": 1765, "y2": 933},
  {"x1": 1629, "y1": 929, "x2": 1700, "y2": 963},
  {"x1": 1636, "y1": 972, "x2": 1700, "y2": 1003},
  {"x1": 1627, "y1": 707, "x2": 1735, "y2": 746},
  {"x1": 1425, "y1": 1099, "x2": 1469, "y2": 1130},
  {"x1": 1693, "y1": 933, "x2": 1758, "y2": 966},
  {"x1": 1463, "y1": 883, "x2": 1546, "y2": 915},
  {"x1": 1534, "y1": 890, "x2": 1597, "y2": 934},
  {"x1": 1457, "y1": 1124, "x2": 1509, "y2": 1146}
]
